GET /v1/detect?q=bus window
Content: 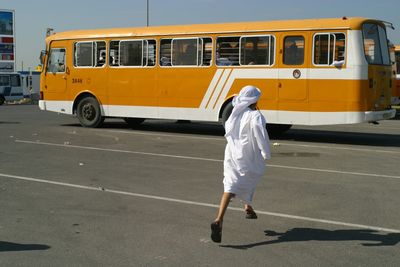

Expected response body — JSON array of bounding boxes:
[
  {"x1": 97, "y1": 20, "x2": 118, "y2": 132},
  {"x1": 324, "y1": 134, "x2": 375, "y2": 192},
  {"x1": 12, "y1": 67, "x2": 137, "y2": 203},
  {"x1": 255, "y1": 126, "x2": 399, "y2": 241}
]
[
  {"x1": 240, "y1": 35, "x2": 275, "y2": 66},
  {"x1": 10, "y1": 74, "x2": 20, "y2": 87},
  {"x1": 47, "y1": 48, "x2": 66, "y2": 73},
  {"x1": 120, "y1": 40, "x2": 143, "y2": 66},
  {"x1": 172, "y1": 38, "x2": 198, "y2": 66},
  {"x1": 216, "y1": 36, "x2": 240, "y2": 66},
  {"x1": 201, "y1": 38, "x2": 212, "y2": 66},
  {"x1": 396, "y1": 50, "x2": 400, "y2": 74},
  {"x1": 0, "y1": 75, "x2": 9, "y2": 86},
  {"x1": 363, "y1": 23, "x2": 390, "y2": 65},
  {"x1": 169, "y1": 37, "x2": 212, "y2": 67},
  {"x1": 110, "y1": 39, "x2": 156, "y2": 67},
  {"x1": 160, "y1": 39, "x2": 172, "y2": 66},
  {"x1": 109, "y1": 41, "x2": 119, "y2": 66},
  {"x1": 145, "y1": 40, "x2": 156, "y2": 66},
  {"x1": 313, "y1": 33, "x2": 346, "y2": 66},
  {"x1": 284, "y1": 36, "x2": 304, "y2": 65},
  {"x1": 74, "y1": 41, "x2": 106, "y2": 67}
]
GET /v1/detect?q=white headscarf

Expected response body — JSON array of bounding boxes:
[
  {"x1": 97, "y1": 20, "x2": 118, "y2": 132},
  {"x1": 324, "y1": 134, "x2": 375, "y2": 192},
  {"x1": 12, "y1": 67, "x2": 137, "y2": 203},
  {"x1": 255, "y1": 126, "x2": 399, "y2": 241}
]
[{"x1": 224, "y1": 85, "x2": 261, "y2": 144}]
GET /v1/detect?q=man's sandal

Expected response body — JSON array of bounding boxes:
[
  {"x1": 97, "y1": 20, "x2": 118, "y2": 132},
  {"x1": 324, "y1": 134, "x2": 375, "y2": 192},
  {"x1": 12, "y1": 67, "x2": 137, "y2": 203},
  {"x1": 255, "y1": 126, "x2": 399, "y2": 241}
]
[
  {"x1": 245, "y1": 209, "x2": 258, "y2": 219},
  {"x1": 210, "y1": 221, "x2": 222, "y2": 243}
]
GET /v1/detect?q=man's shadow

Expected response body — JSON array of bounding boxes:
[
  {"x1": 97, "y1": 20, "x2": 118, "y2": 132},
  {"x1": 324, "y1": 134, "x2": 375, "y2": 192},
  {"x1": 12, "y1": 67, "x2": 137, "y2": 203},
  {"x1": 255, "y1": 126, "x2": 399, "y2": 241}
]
[
  {"x1": 221, "y1": 228, "x2": 400, "y2": 249},
  {"x1": 0, "y1": 241, "x2": 50, "y2": 252}
]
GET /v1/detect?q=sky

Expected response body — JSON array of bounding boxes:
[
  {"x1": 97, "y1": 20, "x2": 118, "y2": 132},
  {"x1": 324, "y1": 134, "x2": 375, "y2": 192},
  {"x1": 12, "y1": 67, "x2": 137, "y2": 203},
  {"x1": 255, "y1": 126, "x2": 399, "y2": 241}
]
[{"x1": 2, "y1": 0, "x2": 400, "y2": 71}]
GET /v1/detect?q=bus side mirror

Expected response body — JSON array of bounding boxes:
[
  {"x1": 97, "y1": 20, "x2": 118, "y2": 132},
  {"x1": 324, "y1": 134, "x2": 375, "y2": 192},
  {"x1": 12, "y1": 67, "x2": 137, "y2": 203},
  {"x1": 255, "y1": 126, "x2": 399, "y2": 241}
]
[{"x1": 39, "y1": 50, "x2": 47, "y2": 66}]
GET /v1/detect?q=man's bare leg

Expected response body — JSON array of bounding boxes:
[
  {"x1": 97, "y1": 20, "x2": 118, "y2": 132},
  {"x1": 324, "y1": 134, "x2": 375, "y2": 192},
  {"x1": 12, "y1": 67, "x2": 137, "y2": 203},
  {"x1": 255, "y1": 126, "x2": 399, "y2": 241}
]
[{"x1": 215, "y1": 192, "x2": 234, "y2": 224}]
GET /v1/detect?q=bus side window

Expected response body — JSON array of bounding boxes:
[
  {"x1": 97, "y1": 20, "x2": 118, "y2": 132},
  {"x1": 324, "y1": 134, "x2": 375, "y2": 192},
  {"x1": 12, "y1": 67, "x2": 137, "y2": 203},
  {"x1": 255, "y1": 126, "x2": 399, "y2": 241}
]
[
  {"x1": 201, "y1": 38, "x2": 212, "y2": 66},
  {"x1": 313, "y1": 33, "x2": 346, "y2": 66},
  {"x1": 160, "y1": 39, "x2": 172, "y2": 66},
  {"x1": 95, "y1": 41, "x2": 106, "y2": 67},
  {"x1": 283, "y1": 36, "x2": 304, "y2": 65},
  {"x1": 145, "y1": 40, "x2": 156, "y2": 67},
  {"x1": 172, "y1": 38, "x2": 198, "y2": 66},
  {"x1": 109, "y1": 41, "x2": 120, "y2": 66},
  {"x1": 120, "y1": 40, "x2": 143, "y2": 66},
  {"x1": 74, "y1": 41, "x2": 106, "y2": 68},
  {"x1": 240, "y1": 35, "x2": 275, "y2": 66},
  {"x1": 216, "y1": 36, "x2": 240, "y2": 66}
]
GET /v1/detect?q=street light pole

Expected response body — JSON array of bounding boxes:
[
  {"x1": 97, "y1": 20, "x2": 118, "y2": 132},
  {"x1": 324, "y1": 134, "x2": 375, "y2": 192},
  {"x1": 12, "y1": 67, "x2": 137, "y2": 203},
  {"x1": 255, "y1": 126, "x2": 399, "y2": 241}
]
[{"x1": 146, "y1": 0, "x2": 149, "y2": 27}]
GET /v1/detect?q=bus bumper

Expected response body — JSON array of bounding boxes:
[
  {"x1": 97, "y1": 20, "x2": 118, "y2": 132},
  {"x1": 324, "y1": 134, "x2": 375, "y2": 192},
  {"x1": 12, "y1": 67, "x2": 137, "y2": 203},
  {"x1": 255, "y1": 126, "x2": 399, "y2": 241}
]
[
  {"x1": 365, "y1": 109, "x2": 396, "y2": 122},
  {"x1": 38, "y1": 100, "x2": 46, "y2": 110}
]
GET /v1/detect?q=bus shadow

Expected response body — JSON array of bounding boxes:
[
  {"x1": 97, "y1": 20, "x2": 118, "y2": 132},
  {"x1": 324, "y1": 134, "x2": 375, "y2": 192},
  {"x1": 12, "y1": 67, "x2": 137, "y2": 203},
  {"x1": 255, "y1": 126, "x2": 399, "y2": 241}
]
[
  {"x1": 64, "y1": 120, "x2": 226, "y2": 137},
  {"x1": 63, "y1": 120, "x2": 400, "y2": 147},
  {"x1": 220, "y1": 228, "x2": 400, "y2": 249},
  {"x1": 276, "y1": 129, "x2": 400, "y2": 148},
  {"x1": 0, "y1": 241, "x2": 50, "y2": 252},
  {"x1": 0, "y1": 121, "x2": 20, "y2": 124}
]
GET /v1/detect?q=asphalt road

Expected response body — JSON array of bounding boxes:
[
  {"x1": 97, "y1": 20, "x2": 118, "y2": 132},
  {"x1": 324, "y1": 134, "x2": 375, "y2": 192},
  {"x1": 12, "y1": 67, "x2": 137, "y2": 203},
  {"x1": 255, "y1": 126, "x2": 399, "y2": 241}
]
[{"x1": 0, "y1": 104, "x2": 399, "y2": 266}]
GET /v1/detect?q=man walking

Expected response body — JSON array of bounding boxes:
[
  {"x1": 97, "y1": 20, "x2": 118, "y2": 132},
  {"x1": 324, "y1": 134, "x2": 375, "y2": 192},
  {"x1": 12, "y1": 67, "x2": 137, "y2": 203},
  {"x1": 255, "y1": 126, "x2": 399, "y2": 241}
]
[{"x1": 211, "y1": 85, "x2": 271, "y2": 243}]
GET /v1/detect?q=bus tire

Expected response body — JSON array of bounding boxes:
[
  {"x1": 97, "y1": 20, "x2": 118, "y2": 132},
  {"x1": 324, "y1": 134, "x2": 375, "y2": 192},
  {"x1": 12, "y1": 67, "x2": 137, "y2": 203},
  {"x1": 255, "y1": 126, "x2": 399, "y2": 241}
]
[
  {"x1": 123, "y1": 117, "x2": 145, "y2": 127},
  {"x1": 0, "y1": 95, "x2": 5, "y2": 105},
  {"x1": 221, "y1": 101, "x2": 234, "y2": 128},
  {"x1": 76, "y1": 96, "x2": 104, "y2": 128}
]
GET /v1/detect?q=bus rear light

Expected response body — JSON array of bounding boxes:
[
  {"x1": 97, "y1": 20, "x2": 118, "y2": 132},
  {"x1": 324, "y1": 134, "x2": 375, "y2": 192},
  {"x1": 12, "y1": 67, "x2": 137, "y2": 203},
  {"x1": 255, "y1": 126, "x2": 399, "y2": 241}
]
[{"x1": 40, "y1": 91, "x2": 44, "y2": 100}]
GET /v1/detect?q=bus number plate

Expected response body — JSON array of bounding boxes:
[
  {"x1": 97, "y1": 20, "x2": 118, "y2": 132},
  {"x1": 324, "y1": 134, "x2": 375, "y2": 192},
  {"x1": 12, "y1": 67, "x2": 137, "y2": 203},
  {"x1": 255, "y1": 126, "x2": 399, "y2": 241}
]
[{"x1": 72, "y1": 78, "x2": 83, "y2": 84}]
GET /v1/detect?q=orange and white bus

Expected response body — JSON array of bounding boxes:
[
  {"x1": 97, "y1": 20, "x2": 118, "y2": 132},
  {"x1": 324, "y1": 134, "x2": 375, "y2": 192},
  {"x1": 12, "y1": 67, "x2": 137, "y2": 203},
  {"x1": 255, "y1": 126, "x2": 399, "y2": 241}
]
[{"x1": 39, "y1": 17, "x2": 396, "y2": 131}]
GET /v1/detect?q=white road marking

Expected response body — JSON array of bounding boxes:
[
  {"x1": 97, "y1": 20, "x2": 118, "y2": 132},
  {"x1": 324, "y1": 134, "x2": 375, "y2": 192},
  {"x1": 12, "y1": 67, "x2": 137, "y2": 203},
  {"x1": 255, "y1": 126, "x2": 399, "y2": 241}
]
[
  {"x1": 0, "y1": 172, "x2": 399, "y2": 233},
  {"x1": 15, "y1": 139, "x2": 400, "y2": 180}
]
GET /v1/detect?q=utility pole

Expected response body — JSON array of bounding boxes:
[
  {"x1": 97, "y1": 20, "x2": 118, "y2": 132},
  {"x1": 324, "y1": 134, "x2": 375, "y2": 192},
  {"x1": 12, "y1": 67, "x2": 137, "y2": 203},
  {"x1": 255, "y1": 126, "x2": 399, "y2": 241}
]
[{"x1": 146, "y1": 0, "x2": 149, "y2": 27}]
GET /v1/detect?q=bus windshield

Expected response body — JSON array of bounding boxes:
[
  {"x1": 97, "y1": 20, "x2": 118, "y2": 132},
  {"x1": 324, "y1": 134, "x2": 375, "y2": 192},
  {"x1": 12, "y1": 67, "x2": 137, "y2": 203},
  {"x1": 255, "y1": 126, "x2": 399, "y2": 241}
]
[
  {"x1": 395, "y1": 49, "x2": 400, "y2": 74},
  {"x1": 362, "y1": 23, "x2": 390, "y2": 65},
  {"x1": 0, "y1": 75, "x2": 10, "y2": 86}
]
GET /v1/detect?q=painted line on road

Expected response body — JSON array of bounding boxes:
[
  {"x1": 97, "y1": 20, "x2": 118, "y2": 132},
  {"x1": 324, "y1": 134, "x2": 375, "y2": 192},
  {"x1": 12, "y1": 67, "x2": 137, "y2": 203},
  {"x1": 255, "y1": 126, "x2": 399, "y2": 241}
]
[
  {"x1": 0, "y1": 172, "x2": 399, "y2": 234},
  {"x1": 15, "y1": 139, "x2": 400, "y2": 180}
]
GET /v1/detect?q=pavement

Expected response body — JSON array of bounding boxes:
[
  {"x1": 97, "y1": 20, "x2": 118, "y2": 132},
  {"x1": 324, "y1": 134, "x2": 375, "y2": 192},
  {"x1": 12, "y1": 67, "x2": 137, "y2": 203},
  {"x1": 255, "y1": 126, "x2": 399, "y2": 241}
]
[{"x1": 0, "y1": 104, "x2": 399, "y2": 266}]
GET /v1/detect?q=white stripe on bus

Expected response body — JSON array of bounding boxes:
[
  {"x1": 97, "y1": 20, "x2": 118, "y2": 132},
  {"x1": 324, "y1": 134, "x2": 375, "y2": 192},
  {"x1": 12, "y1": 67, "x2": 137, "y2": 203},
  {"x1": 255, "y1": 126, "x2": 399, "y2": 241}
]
[
  {"x1": 199, "y1": 69, "x2": 224, "y2": 109},
  {"x1": 205, "y1": 69, "x2": 232, "y2": 109}
]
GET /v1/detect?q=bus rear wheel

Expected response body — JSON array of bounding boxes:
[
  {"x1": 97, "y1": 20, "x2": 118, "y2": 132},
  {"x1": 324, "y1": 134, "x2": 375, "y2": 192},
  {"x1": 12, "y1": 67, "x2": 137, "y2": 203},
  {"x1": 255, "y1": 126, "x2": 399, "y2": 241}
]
[
  {"x1": 0, "y1": 95, "x2": 5, "y2": 105},
  {"x1": 76, "y1": 96, "x2": 104, "y2": 128},
  {"x1": 221, "y1": 101, "x2": 234, "y2": 128}
]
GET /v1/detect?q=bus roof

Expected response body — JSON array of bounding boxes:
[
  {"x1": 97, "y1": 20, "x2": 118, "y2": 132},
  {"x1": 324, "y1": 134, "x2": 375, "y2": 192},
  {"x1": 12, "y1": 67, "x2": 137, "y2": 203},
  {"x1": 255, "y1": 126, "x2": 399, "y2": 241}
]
[{"x1": 46, "y1": 17, "x2": 385, "y2": 42}]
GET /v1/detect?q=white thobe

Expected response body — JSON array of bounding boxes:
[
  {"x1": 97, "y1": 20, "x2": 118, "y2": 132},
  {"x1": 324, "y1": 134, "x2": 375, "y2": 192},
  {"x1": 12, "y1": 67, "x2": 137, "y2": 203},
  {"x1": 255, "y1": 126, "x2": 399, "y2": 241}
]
[{"x1": 223, "y1": 108, "x2": 271, "y2": 204}]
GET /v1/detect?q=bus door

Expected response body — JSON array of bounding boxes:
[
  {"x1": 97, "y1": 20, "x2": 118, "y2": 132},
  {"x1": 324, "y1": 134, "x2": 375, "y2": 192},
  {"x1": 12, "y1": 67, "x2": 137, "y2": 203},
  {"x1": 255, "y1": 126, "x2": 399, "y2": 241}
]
[
  {"x1": 44, "y1": 41, "x2": 68, "y2": 99},
  {"x1": 277, "y1": 34, "x2": 308, "y2": 119}
]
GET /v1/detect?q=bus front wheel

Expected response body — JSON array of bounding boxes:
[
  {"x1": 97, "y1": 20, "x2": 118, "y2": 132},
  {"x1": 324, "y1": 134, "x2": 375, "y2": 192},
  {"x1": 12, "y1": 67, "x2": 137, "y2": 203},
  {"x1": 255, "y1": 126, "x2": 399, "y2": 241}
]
[
  {"x1": 0, "y1": 95, "x2": 5, "y2": 105},
  {"x1": 76, "y1": 96, "x2": 104, "y2": 128}
]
